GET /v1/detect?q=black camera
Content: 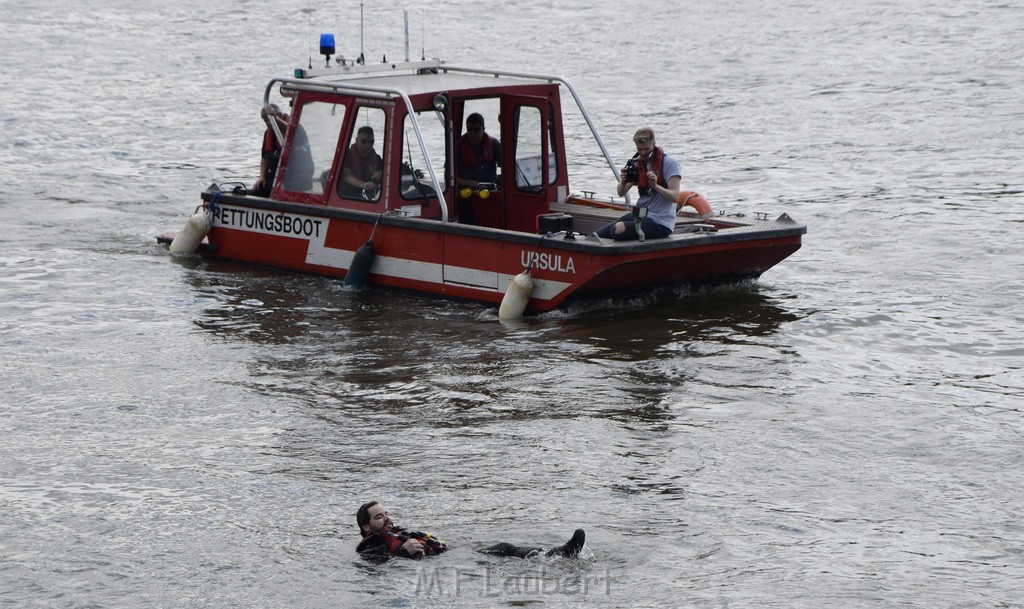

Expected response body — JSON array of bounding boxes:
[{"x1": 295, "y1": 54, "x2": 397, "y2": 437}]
[{"x1": 623, "y1": 158, "x2": 640, "y2": 183}]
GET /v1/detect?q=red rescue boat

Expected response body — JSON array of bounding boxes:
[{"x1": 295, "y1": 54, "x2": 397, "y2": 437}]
[{"x1": 161, "y1": 57, "x2": 805, "y2": 314}]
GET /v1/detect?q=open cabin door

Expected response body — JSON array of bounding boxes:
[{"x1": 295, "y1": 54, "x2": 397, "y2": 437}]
[{"x1": 500, "y1": 95, "x2": 554, "y2": 233}]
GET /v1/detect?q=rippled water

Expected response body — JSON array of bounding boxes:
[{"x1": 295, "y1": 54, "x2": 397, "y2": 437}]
[{"x1": 2, "y1": 0, "x2": 1022, "y2": 607}]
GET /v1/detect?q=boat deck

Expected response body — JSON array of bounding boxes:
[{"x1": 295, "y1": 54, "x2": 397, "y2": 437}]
[{"x1": 548, "y1": 199, "x2": 715, "y2": 235}]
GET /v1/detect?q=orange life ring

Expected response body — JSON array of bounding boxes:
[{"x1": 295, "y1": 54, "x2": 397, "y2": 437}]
[{"x1": 676, "y1": 191, "x2": 713, "y2": 218}]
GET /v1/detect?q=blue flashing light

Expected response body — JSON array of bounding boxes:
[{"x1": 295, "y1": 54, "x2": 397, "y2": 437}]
[{"x1": 319, "y1": 33, "x2": 336, "y2": 59}]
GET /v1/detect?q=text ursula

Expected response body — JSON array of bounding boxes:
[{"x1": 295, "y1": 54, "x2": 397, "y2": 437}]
[{"x1": 521, "y1": 251, "x2": 575, "y2": 274}]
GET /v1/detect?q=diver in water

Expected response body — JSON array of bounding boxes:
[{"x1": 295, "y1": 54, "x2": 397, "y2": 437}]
[{"x1": 355, "y1": 501, "x2": 586, "y2": 561}]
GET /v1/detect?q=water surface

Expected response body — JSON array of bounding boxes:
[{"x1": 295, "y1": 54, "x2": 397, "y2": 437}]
[{"x1": 1, "y1": 0, "x2": 1022, "y2": 607}]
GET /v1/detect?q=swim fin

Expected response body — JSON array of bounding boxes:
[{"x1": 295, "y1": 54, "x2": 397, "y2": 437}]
[{"x1": 547, "y1": 528, "x2": 585, "y2": 558}]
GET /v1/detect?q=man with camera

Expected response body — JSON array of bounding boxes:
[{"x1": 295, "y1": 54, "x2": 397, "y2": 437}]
[{"x1": 595, "y1": 127, "x2": 682, "y2": 241}]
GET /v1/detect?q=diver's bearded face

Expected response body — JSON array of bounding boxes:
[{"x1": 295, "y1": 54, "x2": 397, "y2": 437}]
[{"x1": 364, "y1": 504, "x2": 392, "y2": 535}]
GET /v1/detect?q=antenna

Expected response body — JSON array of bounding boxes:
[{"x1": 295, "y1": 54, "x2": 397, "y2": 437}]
[
  {"x1": 404, "y1": 10, "x2": 410, "y2": 62},
  {"x1": 358, "y1": 1, "x2": 365, "y2": 65}
]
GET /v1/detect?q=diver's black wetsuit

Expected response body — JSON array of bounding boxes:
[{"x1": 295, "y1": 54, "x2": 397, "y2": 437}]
[
  {"x1": 480, "y1": 529, "x2": 586, "y2": 559},
  {"x1": 356, "y1": 527, "x2": 586, "y2": 561}
]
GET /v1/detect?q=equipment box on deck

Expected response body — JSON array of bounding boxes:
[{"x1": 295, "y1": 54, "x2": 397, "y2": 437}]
[{"x1": 537, "y1": 213, "x2": 574, "y2": 234}]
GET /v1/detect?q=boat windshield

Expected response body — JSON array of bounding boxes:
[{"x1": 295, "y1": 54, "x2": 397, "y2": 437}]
[
  {"x1": 399, "y1": 109, "x2": 447, "y2": 200},
  {"x1": 279, "y1": 100, "x2": 346, "y2": 196},
  {"x1": 511, "y1": 102, "x2": 558, "y2": 190},
  {"x1": 338, "y1": 106, "x2": 387, "y2": 202}
]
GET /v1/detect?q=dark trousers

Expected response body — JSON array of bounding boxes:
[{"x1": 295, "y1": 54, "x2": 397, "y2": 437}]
[
  {"x1": 479, "y1": 542, "x2": 544, "y2": 558},
  {"x1": 595, "y1": 212, "x2": 672, "y2": 241}
]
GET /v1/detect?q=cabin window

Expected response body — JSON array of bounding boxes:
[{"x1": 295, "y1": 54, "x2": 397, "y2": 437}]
[
  {"x1": 338, "y1": 106, "x2": 387, "y2": 202},
  {"x1": 512, "y1": 105, "x2": 545, "y2": 192},
  {"x1": 280, "y1": 101, "x2": 346, "y2": 195},
  {"x1": 399, "y1": 110, "x2": 447, "y2": 201}
]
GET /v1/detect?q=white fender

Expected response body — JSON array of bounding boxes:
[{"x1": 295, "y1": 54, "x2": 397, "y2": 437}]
[
  {"x1": 498, "y1": 268, "x2": 534, "y2": 320},
  {"x1": 169, "y1": 208, "x2": 212, "y2": 254}
]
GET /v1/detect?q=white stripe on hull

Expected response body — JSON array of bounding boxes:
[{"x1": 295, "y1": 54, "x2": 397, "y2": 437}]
[{"x1": 215, "y1": 205, "x2": 571, "y2": 301}]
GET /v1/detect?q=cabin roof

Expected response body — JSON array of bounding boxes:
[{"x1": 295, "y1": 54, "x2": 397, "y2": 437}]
[
  {"x1": 356, "y1": 71, "x2": 557, "y2": 95},
  {"x1": 304, "y1": 69, "x2": 556, "y2": 98}
]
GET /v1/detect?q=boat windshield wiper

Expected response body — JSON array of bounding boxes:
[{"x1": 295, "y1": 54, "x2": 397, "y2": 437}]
[{"x1": 515, "y1": 161, "x2": 534, "y2": 190}]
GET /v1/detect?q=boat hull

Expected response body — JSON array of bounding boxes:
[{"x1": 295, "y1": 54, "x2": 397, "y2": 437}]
[{"x1": 193, "y1": 193, "x2": 804, "y2": 312}]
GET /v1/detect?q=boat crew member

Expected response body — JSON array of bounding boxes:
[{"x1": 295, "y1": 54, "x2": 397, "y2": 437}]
[
  {"x1": 596, "y1": 127, "x2": 682, "y2": 241},
  {"x1": 340, "y1": 126, "x2": 383, "y2": 200},
  {"x1": 454, "y1": 113, "x2": 502, "y2": 224},
  {"x1": 355, "y1": 501, "x2": 586, "y2": 561},
  {"x1": 251, "y1": 104, "x2": 288, "y2": 197}
]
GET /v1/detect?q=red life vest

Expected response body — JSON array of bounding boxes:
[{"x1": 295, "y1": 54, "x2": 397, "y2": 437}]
[
  {"x1": 357, "y1": 527, "x2": 449, "y2": 558},
  {"x1": 459, "y1": 133, "x2": 495, "y2": 166},
  {"x1": 261, "y1": 114, "x2": 289, "y2": 161},
  {"x1": 261, "y1": 129, "x2": 279, "y2": 158},
  {"x1": 635, "y1": 147, "x2": 667, "y2": 191},
  {"x1": 346, "y1": 144, "x2": 382, "y2": 181},
  {"x1": 369, "y1": 531, "x2": 405, "y2": 555}
]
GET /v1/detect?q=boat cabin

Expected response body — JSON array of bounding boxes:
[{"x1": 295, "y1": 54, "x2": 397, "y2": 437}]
[{"x1": 267, "y1": 60, "x2": 579, "y2": 234}]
